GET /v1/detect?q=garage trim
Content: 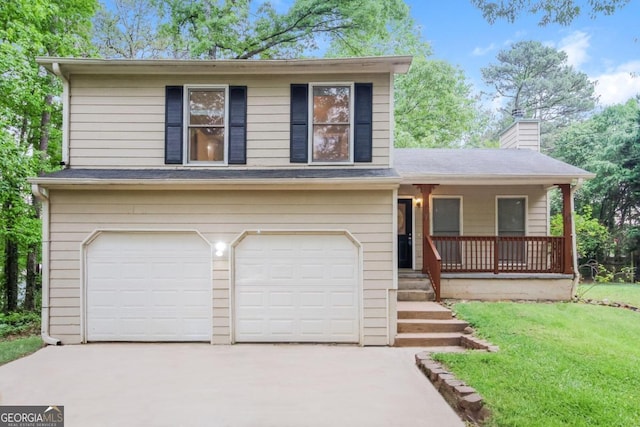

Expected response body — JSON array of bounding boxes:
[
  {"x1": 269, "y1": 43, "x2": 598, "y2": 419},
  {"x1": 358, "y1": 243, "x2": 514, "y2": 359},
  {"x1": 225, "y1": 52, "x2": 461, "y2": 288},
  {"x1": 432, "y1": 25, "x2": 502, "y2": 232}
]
[
  {"x1": 230, "y1": 230, "x2": 364, "y2": 345},
  {"x1": 81, "y1": 229, "x2": 213, "y2": 343}
]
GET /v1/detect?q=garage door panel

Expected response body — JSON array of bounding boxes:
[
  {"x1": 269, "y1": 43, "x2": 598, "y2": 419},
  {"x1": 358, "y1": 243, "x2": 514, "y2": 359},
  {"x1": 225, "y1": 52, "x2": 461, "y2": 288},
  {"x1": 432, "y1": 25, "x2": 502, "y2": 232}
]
[
  {"x1": 235, "y1": 234, "x2": 359, "y2": 343},
  {"x1": 87, "y1": 232, "x2": 211, "y2": 342}
]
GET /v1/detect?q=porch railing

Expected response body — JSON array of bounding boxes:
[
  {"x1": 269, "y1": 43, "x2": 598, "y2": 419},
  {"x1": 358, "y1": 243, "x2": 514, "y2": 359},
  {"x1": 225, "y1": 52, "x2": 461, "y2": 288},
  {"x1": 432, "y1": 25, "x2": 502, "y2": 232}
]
[
  {"x1": 431, "y1": 236, "x2": 566, "y2": 274},
  {"x1": 424, "y1": 236, "x2": 441, "y2": 302}
]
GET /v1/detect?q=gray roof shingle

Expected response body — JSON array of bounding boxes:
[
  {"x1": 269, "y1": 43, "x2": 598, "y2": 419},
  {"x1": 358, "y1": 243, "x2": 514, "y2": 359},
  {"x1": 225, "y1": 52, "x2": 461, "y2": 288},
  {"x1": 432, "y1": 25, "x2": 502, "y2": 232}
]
[{"x1": 394, "y1": 148, "x2": 593, "y2": 180}]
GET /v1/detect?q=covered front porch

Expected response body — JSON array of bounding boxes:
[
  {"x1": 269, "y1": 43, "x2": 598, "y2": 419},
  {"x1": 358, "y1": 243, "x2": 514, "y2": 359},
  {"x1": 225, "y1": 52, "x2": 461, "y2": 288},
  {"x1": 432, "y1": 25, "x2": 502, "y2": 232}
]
[{"x1": 399, "y1": 182, "x2": 576, "y2": 301}]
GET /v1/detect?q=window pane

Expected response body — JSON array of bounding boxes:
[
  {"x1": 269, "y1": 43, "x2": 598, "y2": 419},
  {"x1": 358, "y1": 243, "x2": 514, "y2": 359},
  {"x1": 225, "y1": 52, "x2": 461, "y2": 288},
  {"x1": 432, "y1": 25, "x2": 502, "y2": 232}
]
[
  {"x1": 432, "y1": 199, "x2": 460, "y2": 235},
  {"x1": 313, "y1": 86, "x2": 350, "y2": 123},
  {"x1": 313, "y1": 124, "x2": 349, "y2": 162},
  {"x1": 189, "y1": 128, "x2": 224, "y2": 161},
  {"x1": 189, "y1": 89, "x2": 225, "y2": 126},
  {"x1": 498, "y1": 198, "x2": 525, "y2": 235}
]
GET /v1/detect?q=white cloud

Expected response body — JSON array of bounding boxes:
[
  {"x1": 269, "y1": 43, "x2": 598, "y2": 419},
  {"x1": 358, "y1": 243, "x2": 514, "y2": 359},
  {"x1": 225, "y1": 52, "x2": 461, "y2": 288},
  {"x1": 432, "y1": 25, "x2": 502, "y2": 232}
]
[
  {"x1": 472, "y1": 43, "x2": 496, "y2": 56},
  {"x1": 558, "y1": 31, "x2": 591, "y2": 68},
  {"x1": 592, "y1": 61, "x2": 640, "y2": 105}
]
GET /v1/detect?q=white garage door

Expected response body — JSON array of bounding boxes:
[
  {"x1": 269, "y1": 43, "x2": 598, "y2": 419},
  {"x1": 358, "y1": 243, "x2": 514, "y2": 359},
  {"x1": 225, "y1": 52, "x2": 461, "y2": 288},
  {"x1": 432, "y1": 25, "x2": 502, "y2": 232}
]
[
  {"x1": 235, "y1": 233, "x2": 360, "y2": 342},
  {"x1": 86, "y1": 232, "x2": 211, "y2": 342}
]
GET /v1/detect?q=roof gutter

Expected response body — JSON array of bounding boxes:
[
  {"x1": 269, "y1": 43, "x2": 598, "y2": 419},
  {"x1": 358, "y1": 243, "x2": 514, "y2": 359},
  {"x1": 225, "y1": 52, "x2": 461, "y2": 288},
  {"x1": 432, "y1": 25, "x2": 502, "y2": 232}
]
[
  {"x1": 571, "y1": 178, "x2": 585, "y2": 292},
  {"x1": 32, "y1": 184, "x2": 61, "y2": 346},
  {"x1": 52, "y1": 63, "x2": 70, "y2": 167}
]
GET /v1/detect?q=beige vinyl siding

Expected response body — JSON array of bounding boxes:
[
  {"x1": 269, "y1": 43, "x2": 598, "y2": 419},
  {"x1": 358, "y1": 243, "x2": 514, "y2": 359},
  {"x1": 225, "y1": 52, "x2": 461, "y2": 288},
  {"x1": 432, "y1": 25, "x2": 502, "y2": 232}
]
[
  {"x1": 499, "y1": 120, "x2": 540, "y2": 151},
  {"x1": 47, "y1": 189, "x2": 394, "y2": 345},
  {"x1": 398, "y1": 185, "x2": 548, "y2": 270},
  {"x1": 69, "y1": 74, "x2": 391, "y2": 168}
]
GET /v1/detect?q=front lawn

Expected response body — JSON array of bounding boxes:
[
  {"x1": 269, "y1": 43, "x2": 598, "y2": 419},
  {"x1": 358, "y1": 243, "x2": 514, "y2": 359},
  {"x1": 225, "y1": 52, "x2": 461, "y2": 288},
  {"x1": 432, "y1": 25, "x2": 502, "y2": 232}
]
[
  {"x1": 0, "y1": 311, "x2": 43, "y2": 365},
  {"x1": 577, "y1": 283, "x2": 640, "y2": 307},
  {"x1": 434, "y1": 302, "x2": 640, "y2": 426},
  {"x1": 0, "y1": 335, "x2": 43, "y2": 365}
]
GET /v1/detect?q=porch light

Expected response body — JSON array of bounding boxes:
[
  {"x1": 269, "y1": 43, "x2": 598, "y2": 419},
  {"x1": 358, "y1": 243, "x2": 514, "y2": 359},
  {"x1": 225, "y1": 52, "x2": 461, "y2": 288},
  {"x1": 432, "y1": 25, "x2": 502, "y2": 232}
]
[
  {"x1": 415, "y1": 198, "x2": 423, "y2": 208},
  {"x1": 215, "y1": 242, "x2": 227, "y2": 257}
]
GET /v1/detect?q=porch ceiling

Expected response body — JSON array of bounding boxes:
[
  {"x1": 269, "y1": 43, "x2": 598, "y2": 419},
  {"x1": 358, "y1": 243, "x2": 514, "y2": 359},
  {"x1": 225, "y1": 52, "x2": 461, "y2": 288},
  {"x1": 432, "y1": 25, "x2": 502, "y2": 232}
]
[{"x1": 394, "y1": 148, "x2": 595, "y2": 186}]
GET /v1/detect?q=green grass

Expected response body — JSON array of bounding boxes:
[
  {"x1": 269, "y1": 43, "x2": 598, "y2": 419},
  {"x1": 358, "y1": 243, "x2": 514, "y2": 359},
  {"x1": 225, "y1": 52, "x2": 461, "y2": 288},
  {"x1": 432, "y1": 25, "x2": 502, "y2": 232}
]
[
  {"x1": 0, "y1": 335, "x2": 43, "y2": 366},
  {"x1": 577, "y1": 283, "x2": 640, "y2": 307},
  {"x1": 434, "y1": 302, "x2": 640, "y2": 426}
]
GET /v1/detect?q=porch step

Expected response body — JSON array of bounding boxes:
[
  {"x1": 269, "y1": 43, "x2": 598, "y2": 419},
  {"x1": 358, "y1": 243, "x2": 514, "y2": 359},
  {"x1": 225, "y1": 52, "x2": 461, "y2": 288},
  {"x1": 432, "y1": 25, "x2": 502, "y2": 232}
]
[
  {"x1": 397, "y1": 290, "x2": 435, "y2": 301},
  {"x1": 398, "y1": 279, "x2": 432, "y2": 290},
  {"x1": 397, "y1": 318, "x2": 469, "y2": 334},
  {"x1": 394, "y1": 332, "x2": 462, "y2": 347},
  {"x1": 398, "y1": 270, "x2": 429, "y2": 279},
  {"x1": 397, "y1": 301, "x2": 453, "y2": 320},
  {"x1": 395, "y1": 302, "x2": 465, "y2": 348}
]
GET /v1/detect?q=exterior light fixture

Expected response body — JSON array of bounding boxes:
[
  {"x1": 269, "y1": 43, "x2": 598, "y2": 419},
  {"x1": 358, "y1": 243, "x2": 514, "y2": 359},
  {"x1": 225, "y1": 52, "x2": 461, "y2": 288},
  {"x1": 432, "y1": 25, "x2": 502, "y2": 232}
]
[
  {"x1": 415, "y1": 198, "x2": 423, "y2": 208},
  {"x1": 215, "y1": 242, "x2": 227, "y2": 257}
]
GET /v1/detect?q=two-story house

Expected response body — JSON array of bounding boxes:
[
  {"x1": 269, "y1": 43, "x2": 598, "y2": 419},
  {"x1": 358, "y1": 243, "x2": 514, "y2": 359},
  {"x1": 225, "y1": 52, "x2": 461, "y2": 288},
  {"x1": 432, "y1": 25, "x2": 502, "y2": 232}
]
[{"x1": 31, "y1": 56, "x2": 592, "y2": 347}]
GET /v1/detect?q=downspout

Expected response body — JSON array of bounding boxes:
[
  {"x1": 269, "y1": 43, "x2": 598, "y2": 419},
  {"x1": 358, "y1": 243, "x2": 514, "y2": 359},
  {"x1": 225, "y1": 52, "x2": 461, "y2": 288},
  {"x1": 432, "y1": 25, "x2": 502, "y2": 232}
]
[
  {"x1": 52, "y1": 63, "x2": 70, "y2": 167},
  {"x1": 32, "y1": 184, "x2": 61, "y2": 345},
  {"x1": 570, "y1": 179, "x2": 584, "y2": 296}
]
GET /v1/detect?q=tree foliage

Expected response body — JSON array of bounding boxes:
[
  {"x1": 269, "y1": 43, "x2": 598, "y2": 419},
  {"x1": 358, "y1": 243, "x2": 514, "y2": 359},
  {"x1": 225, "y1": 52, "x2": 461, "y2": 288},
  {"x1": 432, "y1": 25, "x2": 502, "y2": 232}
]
[
  {"x1": 482, "y1": 41, "x2": 597, "y2": 123},
  {"x1": 551, "y1": 98, "x2": 640, "y2": 256},
  {"x1": 551, "y1": 206, "x2": 611, "y2": 262},
  {"x1": 0, "y1": 0, "x2": 97, "y2": 310},
  {"x1": 471, "y1": 0, "x2": 630, "y2": 26},
  {"x1": 395, "y1": 58, "x2": 478, "y2": 147}
]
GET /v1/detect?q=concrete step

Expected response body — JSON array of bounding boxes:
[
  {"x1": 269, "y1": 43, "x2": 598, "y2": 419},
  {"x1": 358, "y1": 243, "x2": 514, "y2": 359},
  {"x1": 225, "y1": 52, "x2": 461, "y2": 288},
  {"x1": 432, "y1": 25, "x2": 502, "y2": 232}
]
[
  {"x1": 394, "y1": 332, "x2": 462, "y2": 347},
  {"x1": 398, "y1": 279, "x2": 432, "y2": 290},
  {"x1": 397, "y1": 318, "x2": 469, "y2": 333},
  {"x1": 397, "y1": 290, "x2": 435, "y2": 302},
  {"x1": 397, "y1": 301, "x2": 453, "y2": 320},
  {"x1": 398, "y1": 270, "x2": 429, "y2": 279}
]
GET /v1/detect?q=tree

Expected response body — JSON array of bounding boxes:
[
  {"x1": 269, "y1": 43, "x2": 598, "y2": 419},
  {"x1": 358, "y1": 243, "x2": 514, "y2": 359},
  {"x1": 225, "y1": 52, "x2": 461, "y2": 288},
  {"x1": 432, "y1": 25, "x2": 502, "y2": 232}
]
[
  {"x1": 93, "y1": 0, "x2": 166, "y2": 58},
  {"x1": 154, "y1": 0, "x2": 424, "y2": 59},
  {"x1": 395, "y1": 58, "x2": 478, "y2": 147},
  {"x1": 0, "y1": 0, "x2": 97, "y2": 311},
  {"x1": 551, "y1": 98, "x2": 640, "y2": 258},
  {"x1": 551, "y1": 206, "x2": 611, "y2": 262},
  {"x1": 471, "y1": 0, "x2": 630, "y2": 26},
  {"x1": 481, "y1": 41, "x2": 597, "y2": 149}
]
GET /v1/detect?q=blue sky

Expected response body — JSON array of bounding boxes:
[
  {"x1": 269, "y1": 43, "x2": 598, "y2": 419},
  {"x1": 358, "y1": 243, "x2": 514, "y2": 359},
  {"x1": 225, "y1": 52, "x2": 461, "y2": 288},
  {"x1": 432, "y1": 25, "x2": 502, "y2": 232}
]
[{"x1": 406, "y1": 1, "x2": 640, "y2": 106}]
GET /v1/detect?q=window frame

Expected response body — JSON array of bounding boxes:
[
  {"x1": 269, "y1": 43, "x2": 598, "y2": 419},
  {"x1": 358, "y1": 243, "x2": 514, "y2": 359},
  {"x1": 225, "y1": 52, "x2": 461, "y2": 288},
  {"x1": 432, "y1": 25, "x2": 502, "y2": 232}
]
[
  {"x1": 495, "y1": 196, "x2": 528, "y2": 236},
  {"x1": 430, "y1": 196, "x2": 464, "y2": 236},
  {"x1": 308, "y1": 82, "x2": 355, "y2": 165},
  {"x1": 183, "y1": 84, "x2": 230, "y2": 166}
]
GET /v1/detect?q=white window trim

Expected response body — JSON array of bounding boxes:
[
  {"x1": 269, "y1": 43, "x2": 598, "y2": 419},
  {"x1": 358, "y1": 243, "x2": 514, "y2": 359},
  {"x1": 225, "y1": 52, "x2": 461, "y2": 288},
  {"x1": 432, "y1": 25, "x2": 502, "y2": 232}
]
[
  {"x1": 183, "y1": 84, "x2": 229, "y2": 166},
  {"x1": 308, "y1": 82, "x2": 355, "y2": 165},
  {"x1": 430, "y1": 196, "x2": 463, "y2": 236},
  {"x1": 495, "y1": 196, "x2": 528, "y2": 235}
]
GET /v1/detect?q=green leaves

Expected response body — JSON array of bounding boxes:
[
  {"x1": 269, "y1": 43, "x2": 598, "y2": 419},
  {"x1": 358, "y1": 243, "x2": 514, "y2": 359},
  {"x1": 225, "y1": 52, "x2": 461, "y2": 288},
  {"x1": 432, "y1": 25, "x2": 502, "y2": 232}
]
[
  {"x1": 552, "y1": 99, "x2": 640, "y2": 256},
  {"x1": 471, "y1": 0, "x2": 630, "y2": 26},
  {"x1": 395, "y1": 58, "x2": 477, "y2": 147}
]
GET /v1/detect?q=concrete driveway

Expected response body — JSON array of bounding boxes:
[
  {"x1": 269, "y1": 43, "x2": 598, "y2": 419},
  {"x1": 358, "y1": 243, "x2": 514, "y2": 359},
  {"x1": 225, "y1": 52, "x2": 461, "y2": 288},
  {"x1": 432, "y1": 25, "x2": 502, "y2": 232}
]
[{"x1": 0, "y1": 344, "x2": 463, "y2": 427}]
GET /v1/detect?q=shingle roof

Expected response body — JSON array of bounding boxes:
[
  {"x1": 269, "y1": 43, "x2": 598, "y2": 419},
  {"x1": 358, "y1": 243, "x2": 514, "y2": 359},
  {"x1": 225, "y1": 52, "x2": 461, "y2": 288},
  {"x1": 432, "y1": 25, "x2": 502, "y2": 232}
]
[
  {"x1": 394, "y1": 148, "x2": 594, "y2": 183},
  {"x1": 35, "y1": 167, "x2": 399, "y2": 181}
]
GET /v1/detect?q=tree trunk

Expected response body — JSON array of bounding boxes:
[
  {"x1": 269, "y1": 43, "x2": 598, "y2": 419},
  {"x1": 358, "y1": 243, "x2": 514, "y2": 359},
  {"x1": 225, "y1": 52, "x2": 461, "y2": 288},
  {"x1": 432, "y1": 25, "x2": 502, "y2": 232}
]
[
  {"x1": 24, "y1": 94, "x2": 52, "y2": 310},
  {"x1": 4, "y1": 237, "x2": 19, "y2": 312}
]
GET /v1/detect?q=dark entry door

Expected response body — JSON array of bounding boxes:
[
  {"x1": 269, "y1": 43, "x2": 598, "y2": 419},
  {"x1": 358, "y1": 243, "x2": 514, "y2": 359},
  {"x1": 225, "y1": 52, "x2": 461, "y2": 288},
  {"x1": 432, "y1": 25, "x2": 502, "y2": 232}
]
[{"x1": 397, "y1": 199, "x2": 413, "y2": 268}]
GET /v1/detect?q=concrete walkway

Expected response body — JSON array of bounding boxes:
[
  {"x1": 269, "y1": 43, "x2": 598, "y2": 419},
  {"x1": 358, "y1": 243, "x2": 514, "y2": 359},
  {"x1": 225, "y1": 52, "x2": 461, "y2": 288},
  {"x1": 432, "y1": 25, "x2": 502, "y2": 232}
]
[{"x1": 0, "y1": 344, "x2": 464, "y2": 427}]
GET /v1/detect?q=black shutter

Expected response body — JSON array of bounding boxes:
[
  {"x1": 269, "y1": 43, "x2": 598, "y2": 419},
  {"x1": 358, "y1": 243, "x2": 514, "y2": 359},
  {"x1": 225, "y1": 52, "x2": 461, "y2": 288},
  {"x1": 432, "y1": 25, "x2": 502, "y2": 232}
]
[
  {"x1": 228, "y1": 86, "x2": 247, "y2": 164},
  {"x1": 290, "y1": 84, "x2": 308, "y2": 163},
  {"x1": 354, "y1": 83, "x2": 373, "y2": 163},
  {"x1": 165, "y1": 86, "x2": 183, "y2": 164}
]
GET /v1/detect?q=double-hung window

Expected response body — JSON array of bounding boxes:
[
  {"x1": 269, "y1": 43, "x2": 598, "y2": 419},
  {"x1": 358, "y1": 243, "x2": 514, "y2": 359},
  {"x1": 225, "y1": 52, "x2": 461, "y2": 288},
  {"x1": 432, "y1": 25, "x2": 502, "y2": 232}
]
[
  {"x1": 310, "y1": 84, "x2": 354, "y2": 163},
  {"x1": 186, "y1": 86, "x2": 228, "y2": 163}
]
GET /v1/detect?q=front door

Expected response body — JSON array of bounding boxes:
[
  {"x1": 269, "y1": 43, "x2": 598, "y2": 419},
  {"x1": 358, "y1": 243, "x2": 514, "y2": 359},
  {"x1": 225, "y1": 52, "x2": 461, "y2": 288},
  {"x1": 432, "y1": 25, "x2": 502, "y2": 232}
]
[{"x1": 397, "y1": 199, "x2": 413, "y2": 268}]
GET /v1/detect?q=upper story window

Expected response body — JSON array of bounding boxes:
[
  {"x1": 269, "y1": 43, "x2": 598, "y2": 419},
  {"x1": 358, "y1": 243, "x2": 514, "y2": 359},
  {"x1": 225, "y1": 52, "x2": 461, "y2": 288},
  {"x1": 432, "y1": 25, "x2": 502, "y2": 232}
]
[
  {"x1": 290, "y1": 82, "x2": 373, "y2": 165},
  {"x1": 186, "y1": 86, "x2": 228, "y2": 164},
  {"x1": 310, "y1": 84, "x2": 354, "y2": 163},
  {"x1": 165, "y1": 85, "x2": 246, "y2": 166}
]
